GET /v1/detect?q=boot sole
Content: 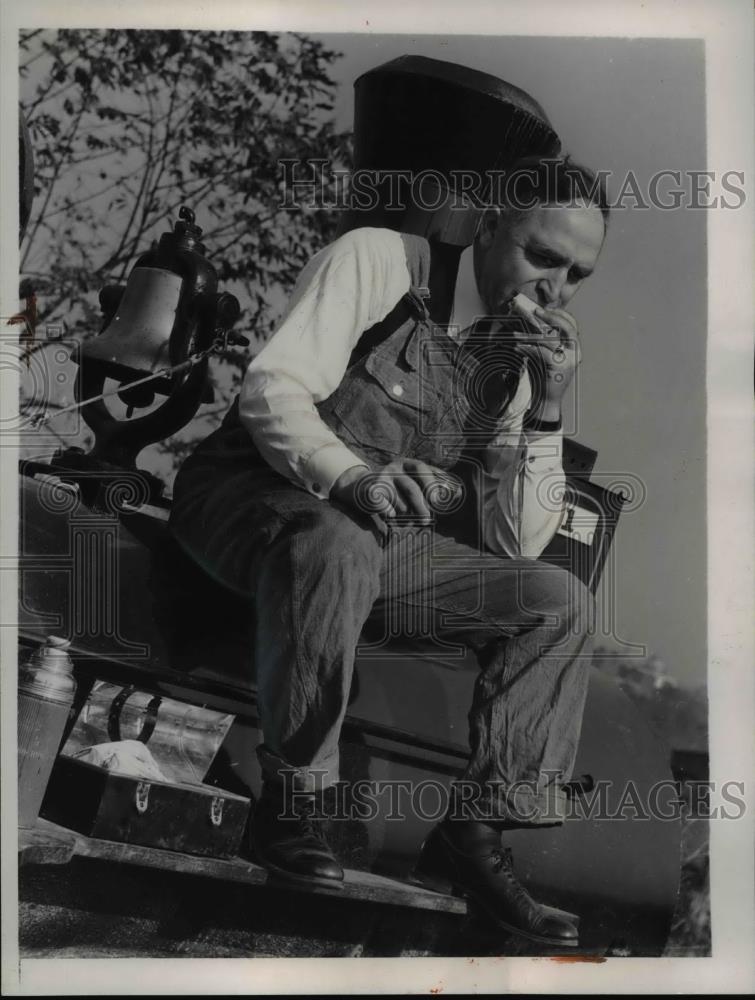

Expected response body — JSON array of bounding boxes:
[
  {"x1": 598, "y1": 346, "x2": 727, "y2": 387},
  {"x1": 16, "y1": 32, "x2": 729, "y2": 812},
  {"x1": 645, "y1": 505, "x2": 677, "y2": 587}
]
[{"x1": 410, "y1": 869, "x2": 579, "y2": 949}]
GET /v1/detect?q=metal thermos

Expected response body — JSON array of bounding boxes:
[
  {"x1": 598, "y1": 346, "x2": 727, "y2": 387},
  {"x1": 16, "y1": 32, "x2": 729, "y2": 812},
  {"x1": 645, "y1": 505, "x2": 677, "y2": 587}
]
[{"x1": 18, "y1": 636, "x2": 76, "y2": 828}]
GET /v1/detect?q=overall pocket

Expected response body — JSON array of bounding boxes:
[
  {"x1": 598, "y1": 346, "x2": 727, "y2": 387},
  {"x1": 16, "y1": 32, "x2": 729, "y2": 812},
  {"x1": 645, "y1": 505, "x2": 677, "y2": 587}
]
[{"x1": 327, "y1": 345, "x2": 436, "y2": 460}]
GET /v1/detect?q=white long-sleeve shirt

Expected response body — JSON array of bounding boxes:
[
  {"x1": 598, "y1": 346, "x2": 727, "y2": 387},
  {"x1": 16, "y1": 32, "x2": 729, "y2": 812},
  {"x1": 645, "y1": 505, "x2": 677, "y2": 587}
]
[{"x1": 238, "y1": 227, "x2": 565, "y2": 558}]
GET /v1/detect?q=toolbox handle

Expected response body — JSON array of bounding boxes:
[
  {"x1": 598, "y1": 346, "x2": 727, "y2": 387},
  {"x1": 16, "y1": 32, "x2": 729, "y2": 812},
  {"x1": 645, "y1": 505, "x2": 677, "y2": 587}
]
[{"x1": 107, "y1": 685, "x2": 162, "y2": 744}]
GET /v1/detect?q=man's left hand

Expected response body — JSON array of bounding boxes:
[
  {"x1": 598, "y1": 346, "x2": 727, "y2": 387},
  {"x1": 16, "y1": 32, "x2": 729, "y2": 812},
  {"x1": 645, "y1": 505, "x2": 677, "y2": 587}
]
[{"x1": 528, "y1": 305, "x2": 581, "y2": 423}]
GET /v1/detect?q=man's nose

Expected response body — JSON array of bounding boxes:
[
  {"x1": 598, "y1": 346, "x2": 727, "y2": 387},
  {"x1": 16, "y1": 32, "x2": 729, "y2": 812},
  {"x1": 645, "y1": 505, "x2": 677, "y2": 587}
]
[{"x1": 536, "y1": 271, "x2": 567, "y2": 308}]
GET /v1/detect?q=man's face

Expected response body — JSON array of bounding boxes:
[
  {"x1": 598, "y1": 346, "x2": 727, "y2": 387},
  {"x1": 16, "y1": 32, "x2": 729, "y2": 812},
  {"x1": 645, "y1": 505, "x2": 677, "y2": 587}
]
[{"x1": 475, "y1": 200, "x2": 606, "y2": 314}]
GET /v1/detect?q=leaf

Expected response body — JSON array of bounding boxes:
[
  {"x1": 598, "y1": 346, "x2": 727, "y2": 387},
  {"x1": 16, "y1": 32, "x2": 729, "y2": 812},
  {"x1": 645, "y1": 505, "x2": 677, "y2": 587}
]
[{"x1": 73, "y1": 66, "x2": 91, "y2": 88}]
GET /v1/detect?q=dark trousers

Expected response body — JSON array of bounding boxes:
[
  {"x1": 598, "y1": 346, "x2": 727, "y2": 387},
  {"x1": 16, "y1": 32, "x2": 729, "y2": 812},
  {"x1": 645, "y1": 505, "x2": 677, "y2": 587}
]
[{"x1": 169, "y1": 439, "x2": 595, "y2": 826}]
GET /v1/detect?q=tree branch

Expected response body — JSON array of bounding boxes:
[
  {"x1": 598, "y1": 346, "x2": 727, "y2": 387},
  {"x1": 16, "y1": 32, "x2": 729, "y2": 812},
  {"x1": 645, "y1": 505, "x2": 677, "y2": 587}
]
[
  {"x1": 25, "y1": 49, "x2": 90, "y2": 115},
  {"x1": 21, "y1": 104, "x2": 86, "y2": 269},
  {"x1": 106, "y1": 91, "x2": 158, "y2": 280},
  {"x1": 40, "y1": 161, "x2": 148, "y2": 221}
]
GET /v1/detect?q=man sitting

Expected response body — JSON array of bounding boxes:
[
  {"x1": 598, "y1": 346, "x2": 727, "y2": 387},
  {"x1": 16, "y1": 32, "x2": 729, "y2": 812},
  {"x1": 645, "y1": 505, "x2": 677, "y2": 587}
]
[{"x1": 170, "y1": 151, "x2": 609, "y2": 947}]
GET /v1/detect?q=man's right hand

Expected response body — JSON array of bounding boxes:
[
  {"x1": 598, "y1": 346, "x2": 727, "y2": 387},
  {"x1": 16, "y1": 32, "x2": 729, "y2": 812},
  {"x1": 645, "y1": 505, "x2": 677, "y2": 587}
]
[{"x1": 330, "y1": 459, "x2": 462, "y2": 525}]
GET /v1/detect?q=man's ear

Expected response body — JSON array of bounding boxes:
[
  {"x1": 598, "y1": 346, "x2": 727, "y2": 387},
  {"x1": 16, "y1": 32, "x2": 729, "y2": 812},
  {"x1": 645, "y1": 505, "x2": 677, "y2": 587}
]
[{"x1": 476, "y1": 207, "x2": 501, "y2": 249}]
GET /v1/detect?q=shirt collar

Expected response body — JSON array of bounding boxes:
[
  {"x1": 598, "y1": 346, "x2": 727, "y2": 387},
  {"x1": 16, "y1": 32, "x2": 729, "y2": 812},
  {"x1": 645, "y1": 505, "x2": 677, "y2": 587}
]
[{"x1": 450, "y1": 243, "x2": 487, "y2": 335}]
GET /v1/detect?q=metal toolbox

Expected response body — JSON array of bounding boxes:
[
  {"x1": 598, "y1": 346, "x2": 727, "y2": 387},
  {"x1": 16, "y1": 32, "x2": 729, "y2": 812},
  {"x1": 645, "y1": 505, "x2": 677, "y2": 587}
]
[
  {"x1": 38, "y1": 681, "x2": 250, "y2": 858},
  {"x1": 41, "y1": 754, "x2": 250, "y2": 859}
]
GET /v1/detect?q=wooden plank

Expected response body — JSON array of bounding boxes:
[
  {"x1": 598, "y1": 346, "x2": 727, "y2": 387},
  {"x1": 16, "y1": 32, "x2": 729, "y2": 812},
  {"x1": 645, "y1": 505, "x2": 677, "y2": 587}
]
[
  {"x1": 23, "y1": 819, "x2": 467, "y2": 916},
  {"x1": 19, "y1": 821, "x2": 77, "y2": 867}
]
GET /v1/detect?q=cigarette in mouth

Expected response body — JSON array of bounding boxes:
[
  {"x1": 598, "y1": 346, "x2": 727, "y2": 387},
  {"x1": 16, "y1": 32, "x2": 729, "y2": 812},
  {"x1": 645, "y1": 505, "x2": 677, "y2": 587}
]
[
  {"x1": 509, "y1": 293, "x2": 551, "y2": 333},
  {"x1": 508, "y1": 294, "x2": 566, "y2": 361}
]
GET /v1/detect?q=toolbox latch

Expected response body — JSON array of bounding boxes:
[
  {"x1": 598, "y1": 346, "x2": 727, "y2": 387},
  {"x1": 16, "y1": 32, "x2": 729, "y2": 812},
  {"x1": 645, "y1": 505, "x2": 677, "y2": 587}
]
[
  {"x1": 210, "y1": 796, "x2": 225, "y2": 827},
  {"x1": 135, "y1": 781, "x2": 151, "y2": 813}
]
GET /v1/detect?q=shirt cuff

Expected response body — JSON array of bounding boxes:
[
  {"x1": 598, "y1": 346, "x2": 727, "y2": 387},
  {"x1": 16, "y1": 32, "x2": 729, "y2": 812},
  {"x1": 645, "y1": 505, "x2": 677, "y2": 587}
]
[
  {"x1": 302, "y1": 443, "x2": 370, "y2": 499},
  {"x1": 522, "y1": 429, "x2": 563, "y2": 470},
  {"x1": 524, "y1": 416, "x2": 562, "y2": 433}
]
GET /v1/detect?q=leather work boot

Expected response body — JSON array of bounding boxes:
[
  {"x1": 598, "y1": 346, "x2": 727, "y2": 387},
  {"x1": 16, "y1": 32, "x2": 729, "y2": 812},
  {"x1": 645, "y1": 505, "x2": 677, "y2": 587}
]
[
  {"x1": 411, "y1": 820, "x2": 579, "y2": 947},
  {"x1": 251, "y1": 780, "x2": 344, "y2": 890}
]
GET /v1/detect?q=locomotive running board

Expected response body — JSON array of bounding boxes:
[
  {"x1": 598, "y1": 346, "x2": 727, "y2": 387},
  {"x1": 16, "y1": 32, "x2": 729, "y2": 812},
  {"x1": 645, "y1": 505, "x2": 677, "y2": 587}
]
[{"x1": 19, "y1": 818, "x2": 467, "y2": 915}]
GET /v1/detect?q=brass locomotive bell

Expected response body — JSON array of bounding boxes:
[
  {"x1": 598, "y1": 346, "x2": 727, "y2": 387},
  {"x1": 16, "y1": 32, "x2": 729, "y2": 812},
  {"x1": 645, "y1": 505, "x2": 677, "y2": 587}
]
[
  {"x1": 61, "y1": 206, "x2": 242, "y2": 481},
  {"x1": 80, "y1": 267, "x2": 184, "y2": 385}
]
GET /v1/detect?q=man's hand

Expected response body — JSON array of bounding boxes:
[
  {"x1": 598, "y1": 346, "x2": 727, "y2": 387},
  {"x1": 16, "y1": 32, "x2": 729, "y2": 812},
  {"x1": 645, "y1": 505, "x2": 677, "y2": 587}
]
[
  {"x1": 330, "y1": 459, "x2": 463, "y2": 525},
  {"x1": 523, "y1": 306, "x2": 581, "y2": 424}
]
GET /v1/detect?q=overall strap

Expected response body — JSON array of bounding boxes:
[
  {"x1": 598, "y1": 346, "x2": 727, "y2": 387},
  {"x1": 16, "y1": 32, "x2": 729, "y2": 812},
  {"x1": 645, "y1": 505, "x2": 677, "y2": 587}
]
[
  {"x1": 223, "y1": 232, "x2": 433, "y2": 429},
  {"x1": 346, "y1": 232, "x2": 432, "y2": 370}
]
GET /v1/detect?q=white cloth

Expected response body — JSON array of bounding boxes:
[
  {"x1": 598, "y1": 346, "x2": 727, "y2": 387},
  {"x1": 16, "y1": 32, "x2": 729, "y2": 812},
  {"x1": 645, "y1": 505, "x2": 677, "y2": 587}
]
[
  {"x1": 72, "y1": 740, "x2": 168, "y2": 782},
  {"x1": 238, "y1": 228, "x2": 565, "y2": 558}
]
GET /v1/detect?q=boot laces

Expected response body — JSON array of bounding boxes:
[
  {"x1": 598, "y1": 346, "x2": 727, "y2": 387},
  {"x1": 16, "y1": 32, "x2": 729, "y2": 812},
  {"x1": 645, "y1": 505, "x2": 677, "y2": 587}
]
[
  {"x1": 295, "y1": 797, "x2": 328, "y2": 843},
  {"x1": 490, "y1": 847, "x2": 531, "y2": 903}
]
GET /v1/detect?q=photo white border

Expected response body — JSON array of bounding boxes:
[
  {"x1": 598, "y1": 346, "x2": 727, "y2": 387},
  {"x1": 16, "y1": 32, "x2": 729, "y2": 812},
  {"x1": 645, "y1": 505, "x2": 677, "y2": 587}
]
[{"x1": 1, "y1": 0, "x2": 753, "y2": 994}]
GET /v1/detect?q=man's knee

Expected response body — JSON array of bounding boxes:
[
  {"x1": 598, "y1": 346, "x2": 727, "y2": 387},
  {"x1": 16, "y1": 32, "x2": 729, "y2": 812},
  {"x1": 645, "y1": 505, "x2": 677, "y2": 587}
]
[
  {"x1": 523, "y1": 563, "x2": 595, "y2": 635},
  {"x1": 553, "y1": 568, "x2": 595, "y2": 635}
]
